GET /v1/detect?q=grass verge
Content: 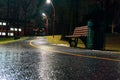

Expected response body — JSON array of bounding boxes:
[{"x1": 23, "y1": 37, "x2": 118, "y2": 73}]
[
  {"x1": 46, "y1": 35, "x2": 120, "y2": 51},
  {"x1": 0, "y1": 37, "x2": 29, "y2": 44},
  {"x1": 45, "y1": 35, "x2": 69, "y2": 46}
]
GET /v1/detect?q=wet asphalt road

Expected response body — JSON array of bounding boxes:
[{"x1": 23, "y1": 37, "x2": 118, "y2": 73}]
[{"x1": 0, "y1": 37, "x2": 120, "y2": 80}]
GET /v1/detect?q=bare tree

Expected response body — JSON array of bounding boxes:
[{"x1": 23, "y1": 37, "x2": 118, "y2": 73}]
[{"x1": 19, "y1": 0, "x2": 44, "y2": 35}]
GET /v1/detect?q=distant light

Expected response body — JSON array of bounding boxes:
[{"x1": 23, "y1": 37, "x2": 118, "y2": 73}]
[
  {"x1": 8, "y1": 33, "x2": 10, "y2": 36},
  {"x1": 8, "y1": 33, "x2": 14, "y2": 36},
  {"x1": 46, "y1": 0, "x2": 51, "y2": 4},
  {"x1": 15, "y1": 28, "x2": 17, "y2": 31},
  {"x1": 2, "y1": 32, "x2": 6, "y2": 36},
  {"x1": 42, "y1": 13, "x2": 46, "y2": 16},
  {"x1": 0, "y1": 32, "x2": 1, "y2": 35},
  {"x1": 10, "y1": 28, "x2": 14, "y2": 31},
  {"x1": 3, "y1": 22, "x2": 6, "y2": 26},
  {"x1": 0, "y1": 22, "x2": 2, "y2": 25},
  {"x1": 10, "y1": 33, "x2": 14, "y2": 36},
  {"x1": 19, "y1": 28, "x2": 22, "y2": 32}
]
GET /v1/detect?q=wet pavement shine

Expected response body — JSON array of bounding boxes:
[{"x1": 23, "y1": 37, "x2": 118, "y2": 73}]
[{"x1": 0, "y1": 37, "x2": 120, "y2": 80}]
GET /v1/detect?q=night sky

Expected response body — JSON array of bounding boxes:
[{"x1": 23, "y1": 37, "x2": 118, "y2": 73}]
[{"x1": 0, "y1": 0, "x2": 120, "y2": 34}]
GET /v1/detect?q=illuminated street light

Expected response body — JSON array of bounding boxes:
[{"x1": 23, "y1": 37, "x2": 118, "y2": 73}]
[
  {"x1": 46, "y1": 0, "x2": 51, "y2": 4},
  {"x1": 46, "y1": 0, "x2": 55, "y2": 37},
  {"x1": 42, "y1": 13, "x2": 48, "y2": 35},
  {"x1": 42, "y1": 13, "x2": 46, "y2": 17}
]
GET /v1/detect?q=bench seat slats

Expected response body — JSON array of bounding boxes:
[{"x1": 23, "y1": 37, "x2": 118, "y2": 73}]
[{"x1": 65, "y1": 26, "x2": 88, "y2": 38}]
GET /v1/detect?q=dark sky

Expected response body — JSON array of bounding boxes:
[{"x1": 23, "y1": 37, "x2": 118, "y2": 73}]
[{"x1": 0, "y1": 0, "x2": 120, "y2": 33}]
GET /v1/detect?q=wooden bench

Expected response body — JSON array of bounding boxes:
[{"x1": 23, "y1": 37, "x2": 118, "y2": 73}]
[{"x1": 65, "y1": 26, "x2": 88, "y2": 47}]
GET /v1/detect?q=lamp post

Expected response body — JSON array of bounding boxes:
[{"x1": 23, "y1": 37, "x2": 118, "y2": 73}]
[
  {"x1": 46, "y1": 0, "x2": 55, "y2": 37},
  {"x1": 42, "y1": 13, "x2": 48, "y2": 35}
]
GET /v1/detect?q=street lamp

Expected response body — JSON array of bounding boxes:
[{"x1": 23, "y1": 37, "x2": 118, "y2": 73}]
[
  {"x1": 46, "y1": 0, "x2": 55, "y2": 37},
  {"x1": 42, "y1": 13, "x2": 48, "y2": 35},
  {"x1": 42, "y1": 13, "x2": 46, "y2": 17},
  {"x1": 46, "y1": 0, "x2": 51, "y2": 4}
]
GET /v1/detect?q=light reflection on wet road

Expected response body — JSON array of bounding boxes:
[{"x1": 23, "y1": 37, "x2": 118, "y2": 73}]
[{"x1": 0, "y1": 37, "x2": 120, "y2": 80}]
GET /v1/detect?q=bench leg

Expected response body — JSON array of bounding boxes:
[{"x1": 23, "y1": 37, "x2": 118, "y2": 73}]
[{"x1": 70, "y1": 38, "x2": 78, "y2": 47}]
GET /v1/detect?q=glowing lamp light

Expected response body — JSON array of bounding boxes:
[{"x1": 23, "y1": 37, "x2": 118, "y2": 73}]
[
  {"x1": 46, "y1": 0, "x2": 51, "y2": 4},
  {"x1": 42, "y1": 13, "x2": 46, "y2": 17},
  {"x1": 8, "y1": 33, "x2": 10, "y2": 36},
  {"x1": 10, "y1": 33, "x2": 14, "y2": 36},
  {"x1": 2, "y1": 32, "x2": 6, "y2": 35},
  {"x1": 19, "y1": 28, "x2": 22, "y2": 32},
  {"x1": 3, "y1": 22, "x2": 6, "y2": 26},
  {"x1": 15, "y1": 28, "x2": 17, "y2": 31},
  {"x1": 0, "y1": 22, "x2": 2, "y2": 25},
  {"x1": 10, "y1": 28, "x2": 14, "y2": 31}
]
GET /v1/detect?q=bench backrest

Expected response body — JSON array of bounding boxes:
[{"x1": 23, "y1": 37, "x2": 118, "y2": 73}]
[{"x1": 73, "y1": 26, "x2": 88, "y2": 36}]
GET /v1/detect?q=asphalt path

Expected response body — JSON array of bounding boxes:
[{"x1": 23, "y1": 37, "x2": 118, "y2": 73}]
[{"x1": 0, "y1": 37, "x2": 120, "y2": 80}]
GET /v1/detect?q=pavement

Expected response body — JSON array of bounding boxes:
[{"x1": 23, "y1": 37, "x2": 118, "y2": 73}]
[
  {"x1": 30, "y1": 37, "x2": 120, "y2": 62},
  {"x1": 0, "y1": 36, "x2": 120, "y2": 80}
]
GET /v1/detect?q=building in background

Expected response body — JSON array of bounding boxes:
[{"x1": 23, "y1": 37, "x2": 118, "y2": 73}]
[{"x1": 0, "y1": 19, "x2": 34, "y2": 37}]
